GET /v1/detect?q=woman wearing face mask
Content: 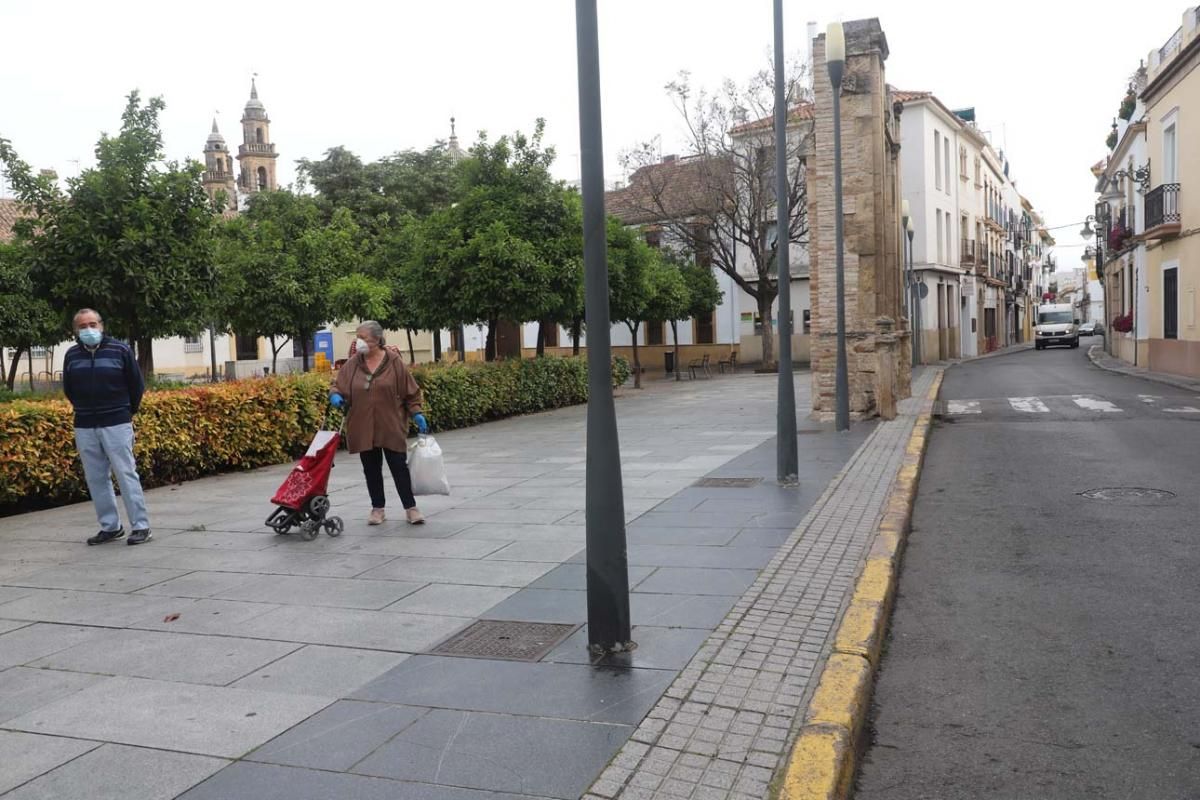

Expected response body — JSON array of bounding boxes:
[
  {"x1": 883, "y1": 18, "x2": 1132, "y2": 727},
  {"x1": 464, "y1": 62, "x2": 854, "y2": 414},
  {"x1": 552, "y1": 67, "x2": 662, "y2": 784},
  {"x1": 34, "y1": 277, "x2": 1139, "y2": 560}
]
[{"x1": 330, "y1": 321, "x2": 429, "y2": 525}]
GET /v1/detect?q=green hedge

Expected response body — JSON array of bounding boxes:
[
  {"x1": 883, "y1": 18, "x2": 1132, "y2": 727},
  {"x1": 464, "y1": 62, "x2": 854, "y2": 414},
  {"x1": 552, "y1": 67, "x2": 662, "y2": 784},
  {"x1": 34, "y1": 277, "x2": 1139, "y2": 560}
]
[{"x1": 0, "y1": 355, "x2": 630, "y2": 512}]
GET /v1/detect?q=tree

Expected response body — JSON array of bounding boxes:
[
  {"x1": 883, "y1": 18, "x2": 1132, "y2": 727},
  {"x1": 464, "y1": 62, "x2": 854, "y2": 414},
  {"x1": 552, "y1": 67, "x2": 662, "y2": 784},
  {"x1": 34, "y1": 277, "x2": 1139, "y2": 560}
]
[
  {"x1": 619, "y1": 65, "x2": 811, "y2": 369},
  {"x1": 297, "y1": 144, "x2": 458, "y2": 232},
  {"x1": 216, "y1": 192, "x2": 362, "y2": 372},
  {"x1": 0, "y1": 240, "x2": 63, "y2": 390},
  {"x1": 607, "y1": 219, "x2": 659, "y2": 389},
  {"x1": 648, "y1": 251, "x2": 724, "y2": 381},
  {"x1": 642, "y1": 251, "x2": 691, "y2": 381},
  {"x1": 0, "y1": 92, "x2": 217, "y2": 376},
  {"x1": 299, "y1": 143, "x2": 463, "y2": 360},
  {"x1": 402, "y1": 122, "x2": 580, "y2": 361}
]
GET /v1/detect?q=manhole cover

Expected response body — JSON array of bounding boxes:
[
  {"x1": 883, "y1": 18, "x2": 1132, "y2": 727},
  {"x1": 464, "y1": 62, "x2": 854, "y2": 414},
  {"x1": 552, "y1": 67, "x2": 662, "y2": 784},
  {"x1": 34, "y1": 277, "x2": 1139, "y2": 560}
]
[
  {"x1": 429, "y1": 620, "x2": 579, "y2": 662},
  {"x1": 1078, "y1": 487, "x2": 1177, "y2": 502},
  {"x1": 694, "y1": 477, "x2": 762, "y2": 488}
]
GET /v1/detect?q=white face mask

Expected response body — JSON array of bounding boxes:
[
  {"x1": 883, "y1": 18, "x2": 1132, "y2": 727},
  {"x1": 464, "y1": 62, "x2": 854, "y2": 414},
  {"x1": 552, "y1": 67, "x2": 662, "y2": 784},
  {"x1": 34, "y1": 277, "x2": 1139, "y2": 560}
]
[{"x1": 357, "y1": 338, "x2": 372, "y2": 354}]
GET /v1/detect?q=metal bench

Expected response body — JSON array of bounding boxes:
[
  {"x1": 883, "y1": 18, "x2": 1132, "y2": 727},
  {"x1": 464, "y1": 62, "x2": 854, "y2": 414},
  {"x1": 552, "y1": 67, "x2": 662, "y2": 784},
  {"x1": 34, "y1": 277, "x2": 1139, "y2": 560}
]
[
  {"x1": 687, "y1": 353, "x2": 711, "y2": 379},
  {"x1": 717, "y1": 351, "x2": 738, "y2": 374}
]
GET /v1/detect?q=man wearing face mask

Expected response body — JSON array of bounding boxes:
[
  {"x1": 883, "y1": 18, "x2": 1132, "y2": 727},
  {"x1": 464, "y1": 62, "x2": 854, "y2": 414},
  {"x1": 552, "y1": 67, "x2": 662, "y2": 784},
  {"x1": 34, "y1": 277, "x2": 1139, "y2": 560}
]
[
  {"x1": 330, "y1": 321, "x2": 428, "y2": 526},
  {"x1": 62, "y1": 309, "x2": 152, "y2": 546}
]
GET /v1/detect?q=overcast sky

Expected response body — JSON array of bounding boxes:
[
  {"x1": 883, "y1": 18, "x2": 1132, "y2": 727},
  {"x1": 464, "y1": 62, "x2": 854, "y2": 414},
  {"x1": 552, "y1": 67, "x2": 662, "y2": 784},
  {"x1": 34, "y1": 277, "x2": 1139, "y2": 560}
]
[{"x1": 1, "y1": 0, "x2": 1190, "y2": 262}]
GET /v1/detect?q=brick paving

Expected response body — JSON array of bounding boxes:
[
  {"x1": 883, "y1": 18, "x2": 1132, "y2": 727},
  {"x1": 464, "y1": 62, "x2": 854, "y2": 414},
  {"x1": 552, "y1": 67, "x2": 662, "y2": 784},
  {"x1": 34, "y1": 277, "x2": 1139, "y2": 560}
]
[{"x1": 583, "y1": 367, "x2": 938, "y2": 800}]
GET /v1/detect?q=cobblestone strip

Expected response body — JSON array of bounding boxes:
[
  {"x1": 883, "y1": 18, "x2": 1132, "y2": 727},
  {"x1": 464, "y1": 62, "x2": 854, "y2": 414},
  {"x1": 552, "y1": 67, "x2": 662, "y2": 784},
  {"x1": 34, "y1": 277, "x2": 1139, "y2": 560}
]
[{"x1": 584, "y1": 369, "x2": 939, "y2": 800}]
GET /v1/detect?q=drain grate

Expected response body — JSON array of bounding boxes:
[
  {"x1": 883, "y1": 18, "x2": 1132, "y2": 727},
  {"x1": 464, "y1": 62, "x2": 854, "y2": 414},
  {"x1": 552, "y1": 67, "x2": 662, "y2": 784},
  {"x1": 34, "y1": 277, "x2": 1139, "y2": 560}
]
[
  {"x1": 429, "y1": 620, "x2": 579, "y2": 662},
  {"x1": 1078, "y1": 487, "x2": 1177, "y2": 503},
  {"x1": 694, "y1": 477, "x2": 763, "y2": 488}
]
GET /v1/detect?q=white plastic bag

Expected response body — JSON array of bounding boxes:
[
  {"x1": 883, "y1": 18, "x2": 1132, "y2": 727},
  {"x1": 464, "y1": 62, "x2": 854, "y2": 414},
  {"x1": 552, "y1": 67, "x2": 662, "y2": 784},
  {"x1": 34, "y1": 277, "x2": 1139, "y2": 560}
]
[{"x1": 408, "y1": 435, "x2": 451, "y2": 496}]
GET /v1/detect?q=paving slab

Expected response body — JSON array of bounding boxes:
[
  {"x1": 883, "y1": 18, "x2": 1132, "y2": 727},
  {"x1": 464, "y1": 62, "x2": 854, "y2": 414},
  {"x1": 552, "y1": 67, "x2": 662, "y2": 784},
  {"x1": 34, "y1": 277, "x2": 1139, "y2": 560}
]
[
  {"x1": 382, "y1": 583, "x2": 519, "y2": 617},
  {"x1": 352, "y1": 708, "x2": 631, "y2": 799},
  {"x1": 247, "y1": 699, "x2": 427, "y2": 771},
  {"x1": 447, "y1": 523, "x2": 585, "y2": 543},
  {"x1": 132, "y1": 570, "x2": 260, "y2": 599},
  {"x1": 0, "y1": 730, "x2": 101, "y2": 795},
  {"x1": 351, "y1": 655, "x2": 673, "y2": 725},
  {"x1": 0, "y1": 623, "x2": 111, "y2": 669},
  {"x1": 483, "y1": 540, "x2": 586, "y2": 563},
  {"x1": 624, "y1": 526, "x2": 742, "y2": 546},
  {"x1": 0, "y1": 667, "x2": 107, "y2": 724},
  {"x1": 623, "y1": 544, "x2": 779, "y2": 570},
  {"x1": 3, "y1": 564, "x2": 189, "y2": 593},
  {"x1": 178, "y1": 761, "x2": 542, "y2": 800},
  {"x1": 230, "y1": 605, "x2": 471, "y2": 652},
  {"x1": 357, "y1": 556, "x2": 555, "y2": 587},
  {"x1": 528, "y1": 563, "x2": 656, "y2": 592},
  {"x1": 0, "y1": 562, "x2": 45, "y2": 583},
  {"x1": 545, "y1": 625, "x2": 713, "y2": 672},
  {"x1": 481, "y1": 587, "x2": 588, "y2": 624},
  {"x1": 139, "y1": 548, "x2": 395, "y2": 578},
  {"x1": 4, "y1": 676, "x2": 334, "y2": 758},
  {"x1": 325, "y1": 536, "x2": 507, "y2": 559},
  {"x1": 0, "y1": 618, "x2": 31, "y2": 635},
  {"x1": 230, "y1": 645, "x2": 409, "y2": 697},
  {"x1": 0, "y1": 589, "x2": 241, "y2": 628},
  {"x1": 130, "y1": 598, "x2": 282, "y2": 635},
  {"x1": 629, "y1": 593, "x2": 740, "y2": 629},
  {"x1": 634, "y1": 566, "x2": 762, "y2": 596},
  {"x1": 1, "y1": 743, "x2": 227, "y2": 800},
  {"x1": 28, "y1": 629, "x2": 301, "y2": 685},
  {"x1": 211, "y1": 573, "x2": 426, "y2": 610}
]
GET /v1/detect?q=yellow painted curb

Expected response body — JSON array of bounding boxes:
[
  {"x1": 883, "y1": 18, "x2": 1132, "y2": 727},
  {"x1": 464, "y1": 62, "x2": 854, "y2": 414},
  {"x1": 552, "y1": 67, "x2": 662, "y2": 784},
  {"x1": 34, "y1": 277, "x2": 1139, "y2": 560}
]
[
  {"x1": 779, "y1": 724, "x2": 855, "y2": 800},
  {"x1": 806, "y1": 653, "x2": 874, "y2": 733},
  {"x1": 831, "y1": 599, "x2": 885, "y2": 665},
  {"x1": 777, "y1": 369, "x2": 944, "y2": 800}
]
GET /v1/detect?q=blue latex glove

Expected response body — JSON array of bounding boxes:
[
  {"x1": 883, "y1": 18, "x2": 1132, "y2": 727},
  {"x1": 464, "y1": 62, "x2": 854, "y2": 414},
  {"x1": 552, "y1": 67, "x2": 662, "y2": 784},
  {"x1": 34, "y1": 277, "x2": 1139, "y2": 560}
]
[
  {"x1": 413, "y1": 413, "x2": 429, "y2": 434},
  {"x1": 329, "y1": 392, "x2": 345, "y2": 409}
]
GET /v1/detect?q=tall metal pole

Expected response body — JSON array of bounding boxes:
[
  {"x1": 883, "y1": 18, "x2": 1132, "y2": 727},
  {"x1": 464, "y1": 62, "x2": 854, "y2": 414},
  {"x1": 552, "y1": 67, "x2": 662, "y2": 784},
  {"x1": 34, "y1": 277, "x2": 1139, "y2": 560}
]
[
  {"x1": 829, "y1": 55, "x2": 850, "y2": 432},
  {"x1": 773, "y1": 0, "x2": 798, "y2": 483},
  {"x1": 908, "y1": 231, "x2": 918, "y2": 366},
  {"x1": 576, "y1": 0, "x2": 631, "y2": 655},
  {"x1": 907, "y1": 231, "x2": 916, "y2": 367}
]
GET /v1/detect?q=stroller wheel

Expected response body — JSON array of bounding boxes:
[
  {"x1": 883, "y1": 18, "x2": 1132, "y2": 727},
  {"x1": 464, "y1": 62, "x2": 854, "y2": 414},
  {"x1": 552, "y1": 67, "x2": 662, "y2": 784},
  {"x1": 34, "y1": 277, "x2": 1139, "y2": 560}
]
[
  {"x1": 299, "y1": 520, "x2": 320, "y2": 541},
  {"x1": 306, "y1": 495, "x2": 331, "y2": 520},
  {"x1": 325, "y1": 517, "x2": 344, "y2": 537}
]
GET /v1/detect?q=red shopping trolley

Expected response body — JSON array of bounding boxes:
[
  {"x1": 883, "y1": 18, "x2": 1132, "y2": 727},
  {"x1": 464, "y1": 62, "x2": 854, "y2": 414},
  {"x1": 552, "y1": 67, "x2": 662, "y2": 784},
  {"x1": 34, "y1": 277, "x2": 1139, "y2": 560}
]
[{"x1": 265, "y1": 417, "x2": 345, "y2": 541}]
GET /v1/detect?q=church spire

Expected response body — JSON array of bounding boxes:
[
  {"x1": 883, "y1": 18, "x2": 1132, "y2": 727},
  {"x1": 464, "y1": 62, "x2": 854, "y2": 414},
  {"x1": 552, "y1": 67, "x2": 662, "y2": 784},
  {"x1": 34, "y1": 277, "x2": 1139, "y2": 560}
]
[{"x1": 448, "y1": 116, "x2": 464, "y2": 162}]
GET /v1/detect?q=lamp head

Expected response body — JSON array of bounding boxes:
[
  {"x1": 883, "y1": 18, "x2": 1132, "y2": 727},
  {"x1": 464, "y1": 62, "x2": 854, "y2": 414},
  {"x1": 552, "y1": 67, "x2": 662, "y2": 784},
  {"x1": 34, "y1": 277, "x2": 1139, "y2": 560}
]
[{"x1": 826, "y1": 22, "x2": 845, "y2": 63}]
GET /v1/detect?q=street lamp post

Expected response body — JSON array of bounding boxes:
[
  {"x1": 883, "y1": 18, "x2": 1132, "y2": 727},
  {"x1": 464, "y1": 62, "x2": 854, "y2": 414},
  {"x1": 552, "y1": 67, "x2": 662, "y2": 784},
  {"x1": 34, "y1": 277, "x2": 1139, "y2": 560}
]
[
  {"x1": 901, "y1": 200, "x2": 912, "y2": 365},
  {"x1": 827, "y1": 22, "x2": 849, "y2": 432},
  {"x1": 773, "y1": 0, "x2": 798, "y2": 483},
  {"x1": 575, "y1": 0, "x2": 632, "y2": 657},
  {"x1": 907, "y1": 218, "x2": 918, "y2": 365}
]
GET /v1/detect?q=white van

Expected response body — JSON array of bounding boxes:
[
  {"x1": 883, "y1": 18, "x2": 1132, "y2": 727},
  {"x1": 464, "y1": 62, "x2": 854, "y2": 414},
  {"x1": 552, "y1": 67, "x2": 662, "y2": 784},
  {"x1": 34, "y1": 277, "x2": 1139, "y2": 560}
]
[{"x1": 1034, "y1": 303, "x2": 1079, "y2": 350}]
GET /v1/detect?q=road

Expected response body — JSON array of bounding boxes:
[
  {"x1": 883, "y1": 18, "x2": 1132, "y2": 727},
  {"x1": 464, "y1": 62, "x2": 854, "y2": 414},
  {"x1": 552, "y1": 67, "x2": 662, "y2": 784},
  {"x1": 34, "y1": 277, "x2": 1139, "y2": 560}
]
[{"x1": 855, "y1": 342, "x2": 1200, "y2": 800}]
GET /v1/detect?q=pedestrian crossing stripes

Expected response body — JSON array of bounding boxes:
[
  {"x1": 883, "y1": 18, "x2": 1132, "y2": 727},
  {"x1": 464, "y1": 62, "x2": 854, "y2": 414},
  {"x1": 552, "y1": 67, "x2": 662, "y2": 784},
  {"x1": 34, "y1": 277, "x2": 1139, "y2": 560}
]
[
  {"x1": 1009, "y1": 397, "x2": 1049, "y2": 413},
  {"x1": 942, "y1": 394, "x2": 1200, "y2": 418}
]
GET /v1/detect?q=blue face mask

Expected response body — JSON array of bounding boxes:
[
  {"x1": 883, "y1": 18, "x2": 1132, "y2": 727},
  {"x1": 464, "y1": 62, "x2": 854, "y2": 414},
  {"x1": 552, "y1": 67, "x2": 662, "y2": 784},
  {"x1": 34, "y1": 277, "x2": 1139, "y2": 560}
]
[{"x1": 78, "y1": 328, "x2": 103, "y2": 347}]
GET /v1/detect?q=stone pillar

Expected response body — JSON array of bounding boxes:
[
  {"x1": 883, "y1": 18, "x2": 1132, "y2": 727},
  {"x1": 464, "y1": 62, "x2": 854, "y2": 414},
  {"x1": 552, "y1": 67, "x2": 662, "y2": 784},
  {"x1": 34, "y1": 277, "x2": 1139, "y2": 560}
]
[{"x1": 809, "y1": 19, "x2": 910, "y2": 418}]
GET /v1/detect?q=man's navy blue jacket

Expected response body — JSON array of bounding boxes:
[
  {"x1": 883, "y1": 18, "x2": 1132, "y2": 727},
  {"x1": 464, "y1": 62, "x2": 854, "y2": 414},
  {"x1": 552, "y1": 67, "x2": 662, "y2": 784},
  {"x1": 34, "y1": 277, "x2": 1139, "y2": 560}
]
[{"x1": 62, "y1": 336, "x2": 145, "y2": 429}]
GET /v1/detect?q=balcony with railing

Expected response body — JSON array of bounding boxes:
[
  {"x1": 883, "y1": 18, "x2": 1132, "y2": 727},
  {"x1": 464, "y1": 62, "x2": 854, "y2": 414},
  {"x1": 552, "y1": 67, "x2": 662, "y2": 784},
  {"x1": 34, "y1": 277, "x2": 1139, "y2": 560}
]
[
  {"x1": 960, "y1": 238, "x2": 977, "y2": 266},
  {"x1": 1144, "y1": 183, "x2": 1181, "y2": 238},
  {"x1": 238, "y1": 143, "x2": 277, "y2": 156}
]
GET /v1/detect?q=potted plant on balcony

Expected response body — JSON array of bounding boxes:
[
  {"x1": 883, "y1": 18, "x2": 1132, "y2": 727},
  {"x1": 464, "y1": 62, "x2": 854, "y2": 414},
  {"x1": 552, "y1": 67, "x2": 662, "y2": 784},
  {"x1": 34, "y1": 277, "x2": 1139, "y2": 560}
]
[
  {"x1": 1108, "y1": 224, "x2": 1131, "y2": 251},
  {"x1": 1118, "y1": 88, "x2": 1137, "y2": 122}
]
